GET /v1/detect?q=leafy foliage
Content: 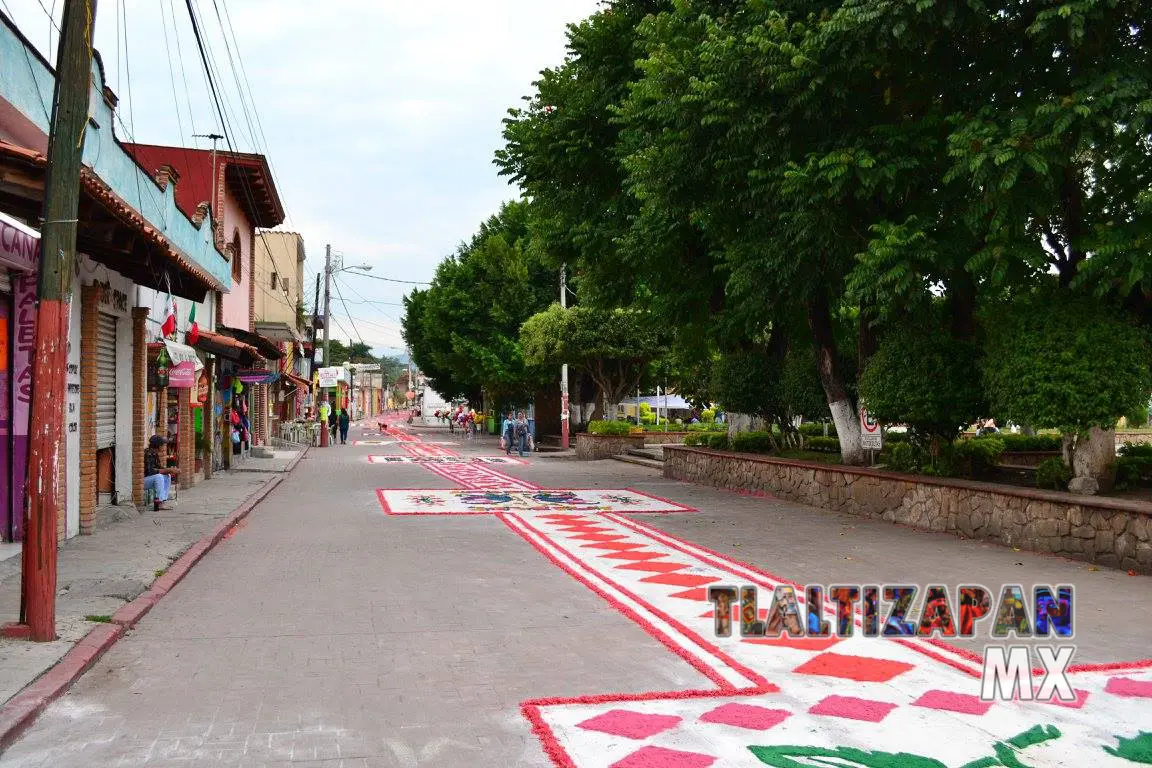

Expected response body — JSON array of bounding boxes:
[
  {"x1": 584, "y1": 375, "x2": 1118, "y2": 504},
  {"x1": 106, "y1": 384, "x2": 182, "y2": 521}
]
[
  {"x1": 982, "y1": 293, "x2": 1152, "y2": 435},
  {"x1": 1036, "y1": 457, "x2": 1073, "y2": 491},
  {"x1": 587, "y1": 420, "x2": 633, "y2": 436},
  {"x1": 402, "y1": 201, "x2": 555, "y2": 401}
]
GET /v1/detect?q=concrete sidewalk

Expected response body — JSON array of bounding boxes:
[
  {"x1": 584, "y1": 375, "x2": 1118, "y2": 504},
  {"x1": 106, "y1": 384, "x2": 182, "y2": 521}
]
[{"x1": 0, "y1": 455, "x2": 297, "y2": 709}]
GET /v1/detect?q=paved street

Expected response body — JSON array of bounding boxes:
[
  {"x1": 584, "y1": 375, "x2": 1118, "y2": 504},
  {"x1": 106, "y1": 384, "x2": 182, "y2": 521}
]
[{"x1": 2, "y1": 420, "x2": 1150, "y2": 767}]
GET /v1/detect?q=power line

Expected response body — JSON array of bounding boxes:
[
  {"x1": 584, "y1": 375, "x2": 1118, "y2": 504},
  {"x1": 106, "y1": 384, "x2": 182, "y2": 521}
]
[
  {"x1": 332, "y1": 275, "x2": 367, "y2": 349},
  {"x1": 347, "y1": 272, "x2": 432, "y2": 286}
]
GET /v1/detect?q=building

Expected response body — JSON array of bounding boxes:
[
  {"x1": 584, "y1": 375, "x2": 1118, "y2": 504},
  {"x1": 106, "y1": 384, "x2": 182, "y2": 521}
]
[
  {"x1": 253, "y1": 231, "x2": 310, "y2": 436},
  {"x1": 124, "y1": 143, "x2": 286, "y2": 465},
  {"x1": 0, "y1": 13, "x2": 231, "y2": 540}
]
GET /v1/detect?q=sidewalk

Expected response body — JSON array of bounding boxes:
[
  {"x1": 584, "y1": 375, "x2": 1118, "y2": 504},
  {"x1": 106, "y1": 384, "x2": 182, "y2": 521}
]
[{"x1": 0, "y1": 453, "x2": 299, "y2": 708}]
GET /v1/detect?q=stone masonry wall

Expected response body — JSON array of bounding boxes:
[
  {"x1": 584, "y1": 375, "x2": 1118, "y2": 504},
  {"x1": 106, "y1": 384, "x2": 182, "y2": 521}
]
[
  {"x1": 642, "y1": 433, "x2": 689, "y2": 446},
  {"x1": 664, "y1": 446, "x2": 1152, "y2": 573},
  {"x1": 575, "y1": 433, "x2": 646, "y2": 460}
]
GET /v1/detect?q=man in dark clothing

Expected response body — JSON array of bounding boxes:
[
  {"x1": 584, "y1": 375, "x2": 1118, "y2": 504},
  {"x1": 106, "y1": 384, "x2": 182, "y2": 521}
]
[
  {"x1": 338, "y1": 408, "x2": 351, "y2": 444},
  {"x1": 143, "y1": 435, "x2": 178, "y2": 511}
]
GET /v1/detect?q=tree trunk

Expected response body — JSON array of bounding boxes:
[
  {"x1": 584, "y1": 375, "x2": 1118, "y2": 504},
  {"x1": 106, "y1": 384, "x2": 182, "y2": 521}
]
[
  {"x1": 807, "y1": 293, "x2": 864, "y2": 465},
  {"x1": 1062, "y1": 427, "x2": 1116, "y2": 495}
]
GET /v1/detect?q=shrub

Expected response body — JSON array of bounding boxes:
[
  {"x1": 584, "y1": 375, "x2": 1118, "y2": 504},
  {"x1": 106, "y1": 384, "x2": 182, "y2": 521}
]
[
  {"x1": 1119, "y1": 442, "x2": 1152, "y2": 458},
  {"x1": 997, "y1": 433, "x2": 1063, "y2": 452},
  {"x1": 731, "y1": 431, "x2": 775, "y2": 454},
  {"x1": 884, "y1": 430, "x2": 909, "y2": 444},
  {"x1": 641, "y1": 412, "x2": 656, "y2": 425},
  {"x1": 705, "y1": 433, "x2": 730, "y2": 450},
  {"x1": 799, "y1": 422, "x2": 836, "y2": 438},
  {"x1": 1035, "y1": 458, "x2": 1072, "y2": 491},
  {"x1": 639, "y1": 402, "x2": 653, "y2": 417},
  {"x1": 954, "y1": 437, "x2": 1005, "y2": 477},
  {"x1": 685, "y1": 422, "x2": 726, "y2": 432},
  {"x1": 701, "y1": 408, "x2": 716, "y2": 423},
  {"x1": 683, "y1": 433, "x2": 705, "y2": 446},
  {"x1": 588, "y1": 420, "x2": 632, "y2": 436},
  {"x1": 1116, "y1": 456, "x2": 1152, "y2": 489},
  {"x1": 806, "y1": 436, "x2": 841, "y2": 453},
  {"x1": 885, "y1": 442, "x2": 921, "y2": 473}
]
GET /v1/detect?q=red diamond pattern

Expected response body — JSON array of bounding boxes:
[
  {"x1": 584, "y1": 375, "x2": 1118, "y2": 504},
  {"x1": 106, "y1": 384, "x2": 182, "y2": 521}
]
[
  {"x1": 793, "y1": 652, "x2": 914, "y2": 683},
  {"x1": 699, "y1": 703, "x2": 791, "y2": 731},
  {"x1": 609, "y1": 745, "x2": 717, "y2": 768},
  {"x1": 576, "y1": 709, "x2": 681, "y2": 740}
]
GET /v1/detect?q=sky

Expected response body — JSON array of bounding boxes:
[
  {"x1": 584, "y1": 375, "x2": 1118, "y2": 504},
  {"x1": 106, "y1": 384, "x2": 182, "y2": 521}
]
[{"x1": 0, "y1": 0, "x2": 601, "y2": 357}]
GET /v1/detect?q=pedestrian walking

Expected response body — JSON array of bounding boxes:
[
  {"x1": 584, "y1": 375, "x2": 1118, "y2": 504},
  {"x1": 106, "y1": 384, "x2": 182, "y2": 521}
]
[
  {"x1": 339, "y1": 408, "x2": 351, "y2": 444},
  {"x1": 143, "y1": 435, "x2": 178, "y2": 511},
  {"x1": 501, "y1": 410, "x2": 515, "y2": 455},
  {"x1": 513, "y1": 411, "x2": 531, "y2": 458},
  {"x1": 329, "y1": 407, "x2": 338, "y2": 443}
]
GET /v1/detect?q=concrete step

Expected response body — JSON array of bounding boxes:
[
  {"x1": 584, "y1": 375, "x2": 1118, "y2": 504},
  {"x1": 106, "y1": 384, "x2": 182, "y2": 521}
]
[
  {"x1": 627, "y1": 447, "x2": 666, "y2": 462},
  {"x1": 611, "y1": 454, "x2": 664, "y2": 471}
]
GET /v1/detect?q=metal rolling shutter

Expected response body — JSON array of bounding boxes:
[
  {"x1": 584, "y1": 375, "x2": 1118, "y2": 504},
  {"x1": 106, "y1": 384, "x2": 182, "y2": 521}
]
[{"x1": 95, "y1": 312, "x2": 117, "y2": 449}]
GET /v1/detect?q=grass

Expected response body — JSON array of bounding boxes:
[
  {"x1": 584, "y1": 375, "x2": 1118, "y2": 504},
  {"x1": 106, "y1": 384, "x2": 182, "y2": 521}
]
[
  {"x1": 154, "y1": 569, "x2": 166, "y2": 578},
  {"x1": 84, "y1": 615, "x2": 113, "y2": 623}
]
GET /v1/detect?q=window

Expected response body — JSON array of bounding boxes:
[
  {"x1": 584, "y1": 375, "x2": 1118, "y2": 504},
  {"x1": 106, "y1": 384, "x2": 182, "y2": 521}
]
[
  {"x1": 231, "y1": 230, "x2": 242, "y2": 282},
  {"x1": 270, "y1": 271, "x2": 279, "y2": 290}
]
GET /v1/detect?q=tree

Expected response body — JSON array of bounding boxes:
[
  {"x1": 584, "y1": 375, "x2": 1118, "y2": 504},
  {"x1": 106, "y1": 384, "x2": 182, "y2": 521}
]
[
  {"x1": 401, "y1": 201, "x2": 555, "y2": 402},
  {"x1": 859, "y1": 311, "x2": 986, "y2": 448},
  {"x1": 521, "y1": 304, "x2": 671, "y2": 420},
  {"x1": 982, "y1": 292, "x2": 1152, "y2": 493}
]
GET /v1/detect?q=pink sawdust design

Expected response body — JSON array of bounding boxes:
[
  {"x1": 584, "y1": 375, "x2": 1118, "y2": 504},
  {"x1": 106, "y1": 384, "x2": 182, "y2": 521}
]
[
  {"x1": 808, "y1": 694, "x2": 899, "y2": 723},
  {"x1": 599, "y1": 551, "x2": 669, "y2": 561},
  {"x1": 609, "y1": 745, "x2": 717, "y2": 768},
  {"x1": 613, "y1": 561, "x2": 689, "y2": 574},
  {"x1": 576, "y1": 709, "x2": 681, "y2": 740},
  {"x1": 1105, "y1": 677, "x2": 1152, "y2": 698},
  {"x1": 793, "y1": 652, "x2": 915, "y2": 683},
  {"x1": 699, "y1": 702, "x2": 791, "y2": 730},
  {"x1": 912, "y1": 690, "x2": 994, "y2": 716}
]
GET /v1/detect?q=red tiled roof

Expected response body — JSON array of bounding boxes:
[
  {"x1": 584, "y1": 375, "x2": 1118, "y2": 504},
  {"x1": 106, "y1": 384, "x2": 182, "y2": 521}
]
[
  {"x1": 193, "y1": 330, "x2": 259, "y2": 362},
  {"x1": 0, "y1": 140, "x2": 226, "y2": 293}
]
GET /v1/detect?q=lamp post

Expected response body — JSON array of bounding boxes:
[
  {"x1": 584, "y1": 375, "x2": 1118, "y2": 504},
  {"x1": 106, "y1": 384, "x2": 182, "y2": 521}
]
[{"x1": 319, "y1": 248, "x2": 371, "y2": 447}]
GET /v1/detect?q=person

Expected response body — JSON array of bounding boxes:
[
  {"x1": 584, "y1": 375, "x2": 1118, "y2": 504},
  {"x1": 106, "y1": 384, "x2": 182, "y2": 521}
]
[
  {"x1": 513, "y1": 411, "x2": 531, "y2": 458},
  {"x1": 328, "y1": 406, "x2": 338, "y2": 443},
  {"x1": 338, "y1": 408, "x2": 351, "y2": 444},
  {"x1": 143, "y1": 435, "x2": 178, "y2": 511},
  {"x1": 501, "y1": 410, "x2": 516, "y2": 455}
]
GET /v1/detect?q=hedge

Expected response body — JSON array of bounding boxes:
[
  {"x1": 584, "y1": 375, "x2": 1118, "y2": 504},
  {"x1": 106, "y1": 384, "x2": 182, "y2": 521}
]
[
  {"x1": 588, "y1": 420, "x2": 633, "y2": 436},
  {"x1": 731, "y1": 431, "x2": 774, "y2": 454}
]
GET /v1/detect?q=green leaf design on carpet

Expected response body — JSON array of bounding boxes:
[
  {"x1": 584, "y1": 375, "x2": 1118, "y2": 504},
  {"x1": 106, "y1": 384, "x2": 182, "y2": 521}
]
[{"x1": 1105, "y1": 733, "x2": 1152, "y2": 764}]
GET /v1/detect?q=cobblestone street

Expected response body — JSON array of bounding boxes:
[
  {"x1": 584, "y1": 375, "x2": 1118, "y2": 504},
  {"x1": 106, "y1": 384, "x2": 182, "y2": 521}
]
[{"x1": 2, "y1": 420, "x2": 1149, "y2": 767}]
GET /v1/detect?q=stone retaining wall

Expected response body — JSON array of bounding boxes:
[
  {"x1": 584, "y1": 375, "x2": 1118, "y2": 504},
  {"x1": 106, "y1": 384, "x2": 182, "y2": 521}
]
[
  {"x1": 575, "y1": 433, "x2": 646, "y2": 460},
  {"x1": 664, "y1": 446, "x2": 1152, "y2": 573},
  {"x1": 642, "y1": 432, "x2": 689, "y2": 446}
]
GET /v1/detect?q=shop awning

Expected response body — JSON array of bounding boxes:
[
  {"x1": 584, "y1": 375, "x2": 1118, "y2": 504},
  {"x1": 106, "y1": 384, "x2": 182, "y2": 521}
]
[
  {"x1": 192, "y1": 330, "x2": 259, "y2": 365},
  {"x1": 216, "y1": 326, "x2": 283, "y2": 360},
  {"x1": 235, "y1": 369, "x2": 281, "y2": 385},
  {"x1": 282, "y1": 372, "x2": 311, "y2": 391}
]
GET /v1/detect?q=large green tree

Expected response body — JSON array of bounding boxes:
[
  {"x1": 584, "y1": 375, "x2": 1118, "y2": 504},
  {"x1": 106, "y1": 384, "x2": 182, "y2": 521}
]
[
  {"x1": 401, "y1": 201, "x2": 555, "y2": 402},
  {"x1": 521, "y1": 304, "x2": 671, "y2": 420}
]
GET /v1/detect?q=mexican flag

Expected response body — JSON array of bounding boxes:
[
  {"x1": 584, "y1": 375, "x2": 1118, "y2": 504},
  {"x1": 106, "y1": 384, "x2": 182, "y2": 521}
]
[
  {"x1": 160, "y1": 294, "x2": 177, "y2": 338},
  {"x1": 186, "y1": 303, "x2": 199, "y2": 346}
]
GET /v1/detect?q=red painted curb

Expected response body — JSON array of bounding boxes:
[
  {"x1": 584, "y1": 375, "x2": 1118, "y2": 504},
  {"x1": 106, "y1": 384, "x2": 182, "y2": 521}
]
[
  {"x1": 0, "y1": 446, "x2": 307, "y2": 757},
  {"x1": 0, "y1": 623, "x2": 122, "y2": 754}
]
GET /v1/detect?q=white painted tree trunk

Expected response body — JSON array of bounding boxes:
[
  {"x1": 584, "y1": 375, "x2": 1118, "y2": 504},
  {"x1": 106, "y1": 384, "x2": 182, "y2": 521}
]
[
  {"x1": 830, "y1": 399, "x2": 865, "y2": 465},
  {"x1": 726, "y1": 413, "x2": 764, "y2": 439},
  {"x1": 1062, "y1": 427, "x2": 1116, "y2": 495}
]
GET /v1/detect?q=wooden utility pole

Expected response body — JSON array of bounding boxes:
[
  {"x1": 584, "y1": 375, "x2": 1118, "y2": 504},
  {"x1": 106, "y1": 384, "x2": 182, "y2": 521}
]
[
  {"x1": 16, "y1": 0, "x2": 98, "y2": 642},
  {"x1": 560, "y1": 264, "x2": 570, "y2": 450}
]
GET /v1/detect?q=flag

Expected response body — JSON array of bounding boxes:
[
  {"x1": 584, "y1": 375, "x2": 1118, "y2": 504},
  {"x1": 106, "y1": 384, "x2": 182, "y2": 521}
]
[
  {"x1": 186, "y1": 303, "x2": 199, "y2": 346},
  {"x1": 160, "y1": 295, "x2": 177, "y2": 338}
]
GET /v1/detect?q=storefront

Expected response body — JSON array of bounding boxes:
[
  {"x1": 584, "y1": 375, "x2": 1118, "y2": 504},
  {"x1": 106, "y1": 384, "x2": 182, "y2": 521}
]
[
  {"x1": 191, "y1": 330, "x2": 260, "y2": 470},
  {"x1": 0, "y1": 211, "x2": 37, "y2": 543}
]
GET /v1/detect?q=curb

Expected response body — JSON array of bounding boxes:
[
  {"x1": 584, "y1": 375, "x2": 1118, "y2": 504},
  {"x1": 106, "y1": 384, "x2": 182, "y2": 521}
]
[{"x1": 0, "y1": 447, "x2": 307, "y2": 756}]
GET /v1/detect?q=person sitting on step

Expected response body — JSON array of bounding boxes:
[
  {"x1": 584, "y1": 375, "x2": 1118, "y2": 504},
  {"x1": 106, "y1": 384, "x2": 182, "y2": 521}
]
[{"x1": 143, "y1": 435, "x2": 179, "y2": 511}]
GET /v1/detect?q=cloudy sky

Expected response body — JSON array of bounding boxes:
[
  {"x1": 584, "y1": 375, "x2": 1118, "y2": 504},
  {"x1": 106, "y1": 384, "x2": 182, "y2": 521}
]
[{"x1": 1, "y1": 0, "x2": 599, "y2": 357}]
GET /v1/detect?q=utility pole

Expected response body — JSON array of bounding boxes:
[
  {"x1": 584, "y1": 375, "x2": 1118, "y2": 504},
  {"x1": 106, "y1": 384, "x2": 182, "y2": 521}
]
[
  {"x1": 8, "y1": 0, "x2": 98, "y2": 642},
  {"x1": 323, "y1": 244, "x2": 332, "y2": 367},
  {"x1": 310, "y1": 272, "x2": 320, "y2": 378},
  {"x1": 192, "y1": 132, "x2": 223, "y2": 208},
  {"x1": 560, "y1": 264, "x2": 570, "y2": 450}
]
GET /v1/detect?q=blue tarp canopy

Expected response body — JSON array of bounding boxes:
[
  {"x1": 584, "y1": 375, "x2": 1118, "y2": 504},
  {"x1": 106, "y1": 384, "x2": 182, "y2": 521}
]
[{"x1": 619, "y1": 394, "x2": 693, "y2": 410}]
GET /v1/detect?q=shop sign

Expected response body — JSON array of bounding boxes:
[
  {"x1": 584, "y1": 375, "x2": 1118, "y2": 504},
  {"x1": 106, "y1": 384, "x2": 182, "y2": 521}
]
[
  {"x1": 168, "y1": 360, "x2": 195, "y2": 388},
  {"x1": 0, "y1": 211, "x2": 38, "y2": 272},
  {"x1": 90, "y1": 279, "x2": 128, "y2": 313},
  {"x1": 318, "y1": 366, "x2": 343, "y2": 388}
]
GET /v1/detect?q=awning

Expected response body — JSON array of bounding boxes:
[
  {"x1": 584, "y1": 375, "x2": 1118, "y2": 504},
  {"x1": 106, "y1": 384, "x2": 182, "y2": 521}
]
[
  {"x1": 0, "y1": 210, "x2": 38, "y2": 273},
  {"x1": 235, "y1": 369, "x2": 281, "y2": 385},
  {"x1": 282, "y1": 372, "x2": 311, "y2": 391},
  {"x1": 192, "y1": 330, "x2": 259, "y2": 365},
  {"x1": 163, "y1": 340, "x2": 203, "y2": 370},
  {"x1": 216, "y1": 325, "x2": 283, "y2": 360},
  {"x1": 619, "y1": 394, "x2": 693, "y2": 410}
]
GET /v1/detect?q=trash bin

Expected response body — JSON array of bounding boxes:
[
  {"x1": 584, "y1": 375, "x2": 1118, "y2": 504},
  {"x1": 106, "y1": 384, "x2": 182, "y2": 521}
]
[{"x1": 487, "y1": 416, "x2": 495, "y2": 436}]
